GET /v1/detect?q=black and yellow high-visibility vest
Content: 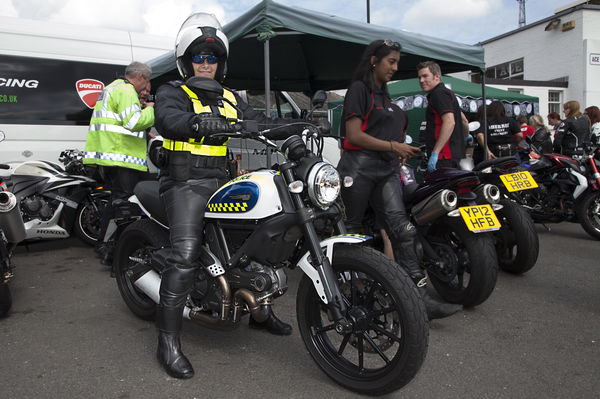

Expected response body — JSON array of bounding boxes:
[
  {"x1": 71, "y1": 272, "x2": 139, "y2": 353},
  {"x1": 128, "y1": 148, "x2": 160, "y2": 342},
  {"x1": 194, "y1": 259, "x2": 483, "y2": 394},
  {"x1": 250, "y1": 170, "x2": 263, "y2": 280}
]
[{"x1": 162, "y1": 84, "x2": 238, "y2": 157}]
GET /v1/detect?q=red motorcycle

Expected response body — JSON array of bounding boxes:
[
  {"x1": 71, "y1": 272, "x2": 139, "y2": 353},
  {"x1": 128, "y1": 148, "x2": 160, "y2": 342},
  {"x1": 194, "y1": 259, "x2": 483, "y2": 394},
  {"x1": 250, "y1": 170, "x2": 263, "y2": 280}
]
[{"x1": 511, "y1": 140, "x2": 600, "y2": 240}]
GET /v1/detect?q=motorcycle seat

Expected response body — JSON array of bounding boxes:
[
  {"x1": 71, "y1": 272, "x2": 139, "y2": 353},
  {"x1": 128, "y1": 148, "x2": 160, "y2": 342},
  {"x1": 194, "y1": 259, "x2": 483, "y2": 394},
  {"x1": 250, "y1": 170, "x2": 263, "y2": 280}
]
[
  {"x1": 133, "y1": 180, "x2": 168, "y2": 226},
  {"x1": 473, "y1": 156, "x2": 518, "y2": 171}
]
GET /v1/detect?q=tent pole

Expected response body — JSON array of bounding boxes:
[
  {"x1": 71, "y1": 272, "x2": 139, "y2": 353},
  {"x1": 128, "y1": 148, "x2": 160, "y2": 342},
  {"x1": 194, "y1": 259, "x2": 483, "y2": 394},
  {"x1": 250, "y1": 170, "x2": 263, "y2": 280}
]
[
  {"x1": 482, "y1": 71, "x2": 488, "y2": 161},
  {"x1": 264, "y1": 38, "x2": 272, "y2": 167}
]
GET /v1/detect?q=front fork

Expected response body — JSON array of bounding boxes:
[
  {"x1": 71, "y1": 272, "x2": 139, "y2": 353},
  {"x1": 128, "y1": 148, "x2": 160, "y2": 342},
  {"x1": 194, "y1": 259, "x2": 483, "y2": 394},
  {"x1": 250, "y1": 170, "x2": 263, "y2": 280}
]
[{"x1": 281, "y1": 166, "x2": 351, "y2": 332}]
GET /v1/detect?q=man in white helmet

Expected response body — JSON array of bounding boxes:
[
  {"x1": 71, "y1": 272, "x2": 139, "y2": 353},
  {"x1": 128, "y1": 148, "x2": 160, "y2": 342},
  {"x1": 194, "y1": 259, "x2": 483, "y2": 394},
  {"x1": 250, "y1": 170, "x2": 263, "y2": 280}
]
[{"x1": 152, "y1": 13, "x2": 310, "y2": 379}]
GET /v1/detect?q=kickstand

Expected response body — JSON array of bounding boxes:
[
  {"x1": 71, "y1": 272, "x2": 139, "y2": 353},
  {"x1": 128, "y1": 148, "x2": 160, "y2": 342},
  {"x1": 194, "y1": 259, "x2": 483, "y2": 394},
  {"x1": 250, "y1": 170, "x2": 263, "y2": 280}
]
[{"x1": 540, "y1": 223, "x2": 551, "y2": 232}]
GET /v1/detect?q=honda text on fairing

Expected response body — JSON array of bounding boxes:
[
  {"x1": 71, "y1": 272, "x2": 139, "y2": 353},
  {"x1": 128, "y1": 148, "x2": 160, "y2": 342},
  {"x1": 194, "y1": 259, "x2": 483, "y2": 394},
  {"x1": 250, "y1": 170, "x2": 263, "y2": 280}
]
[
  {"x1": 0, "y1": 149, "x2": 107, "y2": 246},
  {"x1": 0, "y1": 161, "x2": 27, "y2": 318},
  {"x1": 112, "y1": 81, "x2": 428, "y2": 395}
]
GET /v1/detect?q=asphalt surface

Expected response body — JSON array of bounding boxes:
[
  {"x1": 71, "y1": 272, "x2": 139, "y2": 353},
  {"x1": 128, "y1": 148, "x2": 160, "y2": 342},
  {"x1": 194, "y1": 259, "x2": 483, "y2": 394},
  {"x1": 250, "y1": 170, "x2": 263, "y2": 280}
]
[{"x1": 1, "y1": 222, "x2": 599, "y2": 399}]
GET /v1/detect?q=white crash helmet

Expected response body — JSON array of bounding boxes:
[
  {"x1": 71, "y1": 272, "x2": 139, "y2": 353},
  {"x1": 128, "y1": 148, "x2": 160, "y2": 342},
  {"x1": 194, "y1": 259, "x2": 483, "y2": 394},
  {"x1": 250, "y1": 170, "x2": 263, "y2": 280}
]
[{"x1": 175, "y1": 13, "x2": 229, "y2": 81}]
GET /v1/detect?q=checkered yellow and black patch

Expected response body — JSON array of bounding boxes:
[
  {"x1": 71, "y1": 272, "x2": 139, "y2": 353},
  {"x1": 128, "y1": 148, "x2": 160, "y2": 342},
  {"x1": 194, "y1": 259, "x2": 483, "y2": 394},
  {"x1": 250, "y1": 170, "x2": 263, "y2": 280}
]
[{"x1": 206, "y1": 202, "x2": 248, "y2": 213}]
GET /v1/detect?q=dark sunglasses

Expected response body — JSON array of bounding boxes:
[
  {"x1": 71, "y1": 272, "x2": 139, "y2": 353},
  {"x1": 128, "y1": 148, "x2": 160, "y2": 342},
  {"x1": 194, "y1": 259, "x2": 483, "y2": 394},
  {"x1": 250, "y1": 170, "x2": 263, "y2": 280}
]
[
  {"x1": 380, "y1": 39, "x2": 401, "y2": 50},
  {"x1": 191, "y1": 55, "x2": 218, "y2": 64}
]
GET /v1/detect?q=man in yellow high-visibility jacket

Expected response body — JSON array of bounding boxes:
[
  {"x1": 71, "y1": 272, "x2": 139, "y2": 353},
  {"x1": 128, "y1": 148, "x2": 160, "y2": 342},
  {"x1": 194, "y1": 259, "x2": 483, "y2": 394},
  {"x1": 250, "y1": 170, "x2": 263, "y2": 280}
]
[{"x1": 84, "y1": 61, "x2": 155, "y2": 263}]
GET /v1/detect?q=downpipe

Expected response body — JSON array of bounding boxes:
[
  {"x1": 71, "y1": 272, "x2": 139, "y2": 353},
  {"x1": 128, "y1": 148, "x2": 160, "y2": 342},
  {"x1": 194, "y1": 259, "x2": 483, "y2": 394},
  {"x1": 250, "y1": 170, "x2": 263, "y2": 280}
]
[
  {"x1": 130, "y1": 270, "x2": 269, "y2": 325},
  {"x1": 412, "y1": 189, "x2": 458, "y2": 225}
]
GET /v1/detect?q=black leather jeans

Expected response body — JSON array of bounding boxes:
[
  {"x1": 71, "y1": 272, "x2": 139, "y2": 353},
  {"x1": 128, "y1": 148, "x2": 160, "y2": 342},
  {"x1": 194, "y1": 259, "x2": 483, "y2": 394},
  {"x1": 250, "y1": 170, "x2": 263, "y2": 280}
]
[
  {"x1": 155, "y1": 175, "x2": 226, "y2": 331},
  {"x1": 337, "y1": 151, "x2": 424, "y2": 282}
]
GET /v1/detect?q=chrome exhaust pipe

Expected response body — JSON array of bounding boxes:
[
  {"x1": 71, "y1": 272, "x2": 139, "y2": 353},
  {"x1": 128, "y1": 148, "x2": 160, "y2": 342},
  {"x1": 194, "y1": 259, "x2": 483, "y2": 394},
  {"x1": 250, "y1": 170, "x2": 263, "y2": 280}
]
[
  {"x1": 475, "y1": 184, "x2": 501, "y2": 204},
  {"x1": 0, "y1": 191, "x2": 26, "y2": 243},
  {"x1": 412, "y1": 189, "x2": 458, "y2": 225},
  {"x1": 131, "y1": 269, "x2": 192, "y2": 319}
]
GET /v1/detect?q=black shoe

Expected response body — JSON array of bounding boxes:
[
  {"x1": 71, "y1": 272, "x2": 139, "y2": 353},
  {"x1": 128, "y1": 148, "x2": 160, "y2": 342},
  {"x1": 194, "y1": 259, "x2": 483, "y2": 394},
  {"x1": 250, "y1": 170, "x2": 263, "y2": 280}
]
[
  {"x1": 420, "y1": 288, "x2": 462, "y2": 320},
  {"x1": 249, "y1": 311, "x2": 292, "y2": 336},
  {"x1": 156, "y1": 332, "x2": 194, "y2": 379}
]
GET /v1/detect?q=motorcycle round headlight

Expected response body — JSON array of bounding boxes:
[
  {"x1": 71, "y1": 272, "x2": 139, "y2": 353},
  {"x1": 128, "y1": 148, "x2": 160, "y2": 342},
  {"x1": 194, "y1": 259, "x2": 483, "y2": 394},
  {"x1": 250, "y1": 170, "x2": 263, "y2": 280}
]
[{"x1": 306, "y1": 162, "x2": 341, "y2": 209}]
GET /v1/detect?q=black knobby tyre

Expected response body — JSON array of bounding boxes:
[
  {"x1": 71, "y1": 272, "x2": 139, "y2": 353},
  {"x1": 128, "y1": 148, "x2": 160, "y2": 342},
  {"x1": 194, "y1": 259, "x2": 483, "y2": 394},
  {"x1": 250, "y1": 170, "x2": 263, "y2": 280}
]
[
  {"x1": 495, "y1": 199, "x2": 539, "y2": 274},
  {"x1": 114, "y1": 219, "x2": 169, "y2": 320},
  {"x1": 73, "y1": 196, "x2": 107, "y2": 246},
  {"x1": 577, "y1": 191, "x2": 600, "y2": 240},
  {"x1": 296, "y1": 245, "x2": 428, "y2": 396},
  {"x1": 0, "y1": 283, "x2": 12, "y2": 318},
  {"x1": 427, "y1": 221, "x2": 498, "y2": 308}
]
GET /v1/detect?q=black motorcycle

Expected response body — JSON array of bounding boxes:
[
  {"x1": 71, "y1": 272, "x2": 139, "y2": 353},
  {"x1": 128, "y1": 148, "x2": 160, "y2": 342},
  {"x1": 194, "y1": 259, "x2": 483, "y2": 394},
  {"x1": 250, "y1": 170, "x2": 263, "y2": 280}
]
[
  {"x1": 0, "y1": 165, "x2": 26, "y2": 318},
  {"x1": 112, "y1": 80, "x2": 428, "y2": 395}
]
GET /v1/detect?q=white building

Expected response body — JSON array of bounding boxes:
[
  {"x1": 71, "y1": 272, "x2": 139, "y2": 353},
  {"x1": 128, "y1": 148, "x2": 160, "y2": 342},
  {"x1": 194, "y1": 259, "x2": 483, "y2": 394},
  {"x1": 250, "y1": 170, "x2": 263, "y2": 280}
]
[{"x1": 455, "y1": 0, "x2": 600, "y2": 124}]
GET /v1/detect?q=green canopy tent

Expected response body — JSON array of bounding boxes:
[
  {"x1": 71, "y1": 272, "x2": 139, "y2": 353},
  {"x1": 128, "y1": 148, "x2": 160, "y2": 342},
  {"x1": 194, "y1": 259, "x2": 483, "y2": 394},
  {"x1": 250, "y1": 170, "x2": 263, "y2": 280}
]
[
  {"x1": 149, "y1": 0, "x2": 485, "y2": 93},
  {"x1": 330, "y1": 75, "x2": 540, "y2": 140}
]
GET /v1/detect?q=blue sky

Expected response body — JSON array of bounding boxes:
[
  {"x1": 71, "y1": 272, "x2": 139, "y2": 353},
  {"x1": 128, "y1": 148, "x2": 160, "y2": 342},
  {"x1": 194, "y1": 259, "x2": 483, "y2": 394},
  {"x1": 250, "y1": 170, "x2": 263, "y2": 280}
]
[{"x1": 0, "y1": 0, "x2": 571, "y2": 45}]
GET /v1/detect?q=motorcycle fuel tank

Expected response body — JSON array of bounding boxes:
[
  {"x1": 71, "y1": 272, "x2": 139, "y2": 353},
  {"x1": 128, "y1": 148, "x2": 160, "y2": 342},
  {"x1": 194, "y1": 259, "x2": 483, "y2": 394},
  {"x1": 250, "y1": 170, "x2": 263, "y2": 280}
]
[{"x1": 205, "y1": 170, "x2": 283, "y2": 220}]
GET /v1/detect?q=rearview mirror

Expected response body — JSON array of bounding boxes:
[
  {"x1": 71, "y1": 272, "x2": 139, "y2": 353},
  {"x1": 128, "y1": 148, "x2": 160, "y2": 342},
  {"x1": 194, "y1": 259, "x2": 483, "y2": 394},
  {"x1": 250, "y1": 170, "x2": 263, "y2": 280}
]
[{"x1": 311, "y1": 90, "x2": 327, "y2": 109}]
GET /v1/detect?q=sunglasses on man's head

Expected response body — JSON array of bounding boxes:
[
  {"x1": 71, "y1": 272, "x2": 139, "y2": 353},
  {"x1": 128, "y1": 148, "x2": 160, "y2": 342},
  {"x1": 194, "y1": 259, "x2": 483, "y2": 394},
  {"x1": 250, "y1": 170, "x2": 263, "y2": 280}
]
[
  {"x1": 191, "y1": 55, "x2": 218, "y2": 64},
  {"x1": 381, "y1": 39, "x2": 401, "y2": 50}
]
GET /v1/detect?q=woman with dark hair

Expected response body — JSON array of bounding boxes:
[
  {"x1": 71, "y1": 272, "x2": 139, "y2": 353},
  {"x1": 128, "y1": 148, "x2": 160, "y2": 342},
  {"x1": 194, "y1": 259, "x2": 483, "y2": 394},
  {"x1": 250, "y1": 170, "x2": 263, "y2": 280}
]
[
  {"x1": 473, "y1": 100, "x2": 522, "y2": 163},
  {"x1": 337, "y1": 39, "x2": 461, "y2": 320},
  {"x1": 554, "y1": 100, "x2": 591, "y2": 155},
  {"x1": 584, "y1": 105, "x2": 600, "y2": 143},
  {"x1": 547, "y1": 111, "x2": 562, "y2": 139}
]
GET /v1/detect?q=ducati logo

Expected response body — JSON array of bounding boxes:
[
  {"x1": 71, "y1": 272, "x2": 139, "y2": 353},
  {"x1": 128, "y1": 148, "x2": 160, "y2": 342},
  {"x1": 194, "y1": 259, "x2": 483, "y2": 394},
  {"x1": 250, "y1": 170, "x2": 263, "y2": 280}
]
[{"x1": 76, "y1": 79, "x2": 105, "y2": 109}]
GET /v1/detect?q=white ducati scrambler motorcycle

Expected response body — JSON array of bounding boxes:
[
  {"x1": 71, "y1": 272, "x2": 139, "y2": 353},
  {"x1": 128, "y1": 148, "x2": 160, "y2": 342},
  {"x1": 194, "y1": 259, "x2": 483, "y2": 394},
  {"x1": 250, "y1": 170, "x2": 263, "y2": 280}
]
[{"x1": 112, "y1": 80, "x2": 428, "y2": 395}]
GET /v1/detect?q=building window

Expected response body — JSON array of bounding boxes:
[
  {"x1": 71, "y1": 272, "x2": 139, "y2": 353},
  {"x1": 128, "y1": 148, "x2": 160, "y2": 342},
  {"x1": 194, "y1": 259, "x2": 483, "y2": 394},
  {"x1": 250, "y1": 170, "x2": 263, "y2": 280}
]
[
  {"x1": 548, "y1": 90, "x2": 562, "y2": 114},
  {"x1": 507, "y1": 88, "x2": 524, "y2": 94},
  {"x1": 486, "y1": 58, "x2": 524, "y2": 80}
]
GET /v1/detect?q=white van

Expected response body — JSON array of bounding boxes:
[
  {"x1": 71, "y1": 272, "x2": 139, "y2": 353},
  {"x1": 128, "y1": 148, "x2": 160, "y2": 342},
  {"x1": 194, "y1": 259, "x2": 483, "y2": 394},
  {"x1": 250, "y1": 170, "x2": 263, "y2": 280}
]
[{"x1": 0, "y1": 16, "x2": 172, "y2": 163}]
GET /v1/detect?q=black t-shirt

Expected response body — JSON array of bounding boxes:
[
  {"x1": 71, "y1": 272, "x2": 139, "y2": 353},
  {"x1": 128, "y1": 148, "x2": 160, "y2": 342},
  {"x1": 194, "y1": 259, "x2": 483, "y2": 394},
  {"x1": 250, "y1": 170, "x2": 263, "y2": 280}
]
[
  {"x1": 475, "y1": 118, "x2": 520, "y2": 145},
  {"x1": 425, "y1": 82, "x2": 465, "y2": 160},
  {"x1": 341, "y1": 80, "x2": 408, "y2": 160}
]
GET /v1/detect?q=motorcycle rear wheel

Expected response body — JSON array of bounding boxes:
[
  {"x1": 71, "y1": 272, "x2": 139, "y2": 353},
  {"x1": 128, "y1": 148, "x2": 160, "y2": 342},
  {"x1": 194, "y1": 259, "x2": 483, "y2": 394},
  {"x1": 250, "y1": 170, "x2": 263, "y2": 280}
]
[
  {"x1": 296, "y1": 245, "x2": 428, "y2": 395},
  {"x1": 0, "y1": 282, "x2": 12, "y2": 318},
  {"x1": 114, "y1": 219, "x2": 169, "y2": 321},
  {"x1": 427, "y1": 221, "x2": 498, "y2": 307},
  {"x1": 577, "y1": 191, "x2": 600, "y2": 240},
  {"x1": 495, "y1": 199, "x2": 539, "y2": 274}
]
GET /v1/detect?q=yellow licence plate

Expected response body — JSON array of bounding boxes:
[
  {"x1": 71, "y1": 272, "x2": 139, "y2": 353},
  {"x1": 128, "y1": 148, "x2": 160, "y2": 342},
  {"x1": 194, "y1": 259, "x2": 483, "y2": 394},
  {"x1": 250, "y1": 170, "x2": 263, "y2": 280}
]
[
  {"x1": 459, "y1": 205, "x2": 501, "y2": 233},
  {"x1": 499, "y1": 171, "x2": 538, "y2": 192}
]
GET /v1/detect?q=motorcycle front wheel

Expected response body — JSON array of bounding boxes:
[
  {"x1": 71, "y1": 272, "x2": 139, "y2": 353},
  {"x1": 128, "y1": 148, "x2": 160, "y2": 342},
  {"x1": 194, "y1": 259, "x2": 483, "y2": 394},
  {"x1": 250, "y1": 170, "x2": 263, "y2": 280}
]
[
  {"x1": 0, "y1": 282, "x2": 12, "y2": 318},
  {"x1": 426, "y1": 220, "x2": 498, "y2": 308},
  {"x1": 114, "y1": 219, "x2": 169, "y2": 320},
  {"x1": 296, "y1": 245, "x2": 428, "y2": 395},
  {"x1": 577, "y1": 191, "x2": 600, "y2": 240},
  {"x1": 74, "y1": 195, "x2": 108, "y2": 246},
  {"x1": 495, "y1": 199, "x2": 539, "y2": 274}
]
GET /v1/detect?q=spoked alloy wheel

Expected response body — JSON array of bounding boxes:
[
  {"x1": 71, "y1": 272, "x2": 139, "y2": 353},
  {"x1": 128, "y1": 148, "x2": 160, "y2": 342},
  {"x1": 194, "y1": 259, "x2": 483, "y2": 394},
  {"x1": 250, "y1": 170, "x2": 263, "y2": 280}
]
[
  {"x1": 426, "y1": 221, "x2": 498, "y2": 308},
  {"x1": 114, "y1": 219, "x2": 169, "y2": 321},
  {"x1": 297, "y1": 246, "x2": 428, "y2": 395},
  {"x1": 74, "y1": 196, "x2": 108, "y2": 246},
  {"x1": 577, "y1": 191, "x2": 600, "y2": 240}
]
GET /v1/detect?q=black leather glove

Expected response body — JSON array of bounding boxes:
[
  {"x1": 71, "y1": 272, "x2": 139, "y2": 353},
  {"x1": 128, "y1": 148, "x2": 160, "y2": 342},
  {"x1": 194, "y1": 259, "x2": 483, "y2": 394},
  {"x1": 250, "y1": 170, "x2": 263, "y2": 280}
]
[{"x1": 192, "y1": 116, "x2": 232, "y2": 136}]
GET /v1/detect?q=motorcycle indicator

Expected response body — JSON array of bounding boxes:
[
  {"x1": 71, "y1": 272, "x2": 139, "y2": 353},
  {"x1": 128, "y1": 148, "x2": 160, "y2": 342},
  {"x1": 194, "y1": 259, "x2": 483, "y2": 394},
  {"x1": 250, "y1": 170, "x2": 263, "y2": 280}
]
[
  {"x1": 459, "y1": 204, "x2": 501, "y2": 233},
  {"x1": 499, "y1": 171, "x2": 538, "y2": 192}
]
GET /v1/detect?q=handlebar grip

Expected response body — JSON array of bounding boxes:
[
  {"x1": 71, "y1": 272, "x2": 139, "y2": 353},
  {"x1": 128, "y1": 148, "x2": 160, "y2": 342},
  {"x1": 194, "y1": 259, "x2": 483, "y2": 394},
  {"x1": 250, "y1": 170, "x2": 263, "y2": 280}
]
[{"x1": 0, "y1": 164, "x2": 10, "y2": 170}]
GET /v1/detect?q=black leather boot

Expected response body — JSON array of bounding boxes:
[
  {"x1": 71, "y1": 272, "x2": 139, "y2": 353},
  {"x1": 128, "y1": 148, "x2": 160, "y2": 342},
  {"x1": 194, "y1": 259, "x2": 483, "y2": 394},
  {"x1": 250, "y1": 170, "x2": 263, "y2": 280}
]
[
  {"x1": 418, "y1": 285, "x2": 462, "y2": 320},
  {"x1": 156, "y1": 305, "x2": 194, "y2": 379},
  {"x1": 249, "y1": 306, "x2": 292, "y2": 336}
]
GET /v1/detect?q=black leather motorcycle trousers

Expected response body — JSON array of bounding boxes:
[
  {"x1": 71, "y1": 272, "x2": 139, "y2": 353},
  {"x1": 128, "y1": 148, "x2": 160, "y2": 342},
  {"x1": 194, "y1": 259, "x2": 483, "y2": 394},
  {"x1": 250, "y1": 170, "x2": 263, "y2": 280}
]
[
  {"x1": 337, "y1": 151, "x2": 424, "y2": 282},
  {"x1": 155, "y1": 174, "x2": 225, "y2": 332}
]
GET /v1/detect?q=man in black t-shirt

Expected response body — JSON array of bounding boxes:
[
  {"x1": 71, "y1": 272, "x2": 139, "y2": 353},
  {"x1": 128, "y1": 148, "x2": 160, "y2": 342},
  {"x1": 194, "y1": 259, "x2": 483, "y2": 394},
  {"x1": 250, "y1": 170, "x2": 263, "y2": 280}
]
[{"x1": 417, "y1": 61, "x2": 467, "y2": 171}]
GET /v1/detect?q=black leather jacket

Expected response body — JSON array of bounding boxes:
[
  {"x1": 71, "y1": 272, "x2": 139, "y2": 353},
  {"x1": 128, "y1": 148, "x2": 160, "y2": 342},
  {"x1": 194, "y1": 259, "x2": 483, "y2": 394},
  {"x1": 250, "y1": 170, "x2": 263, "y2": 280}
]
[{"x1": 554, "y1": 115, "x2": 591, "y2": 155}]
